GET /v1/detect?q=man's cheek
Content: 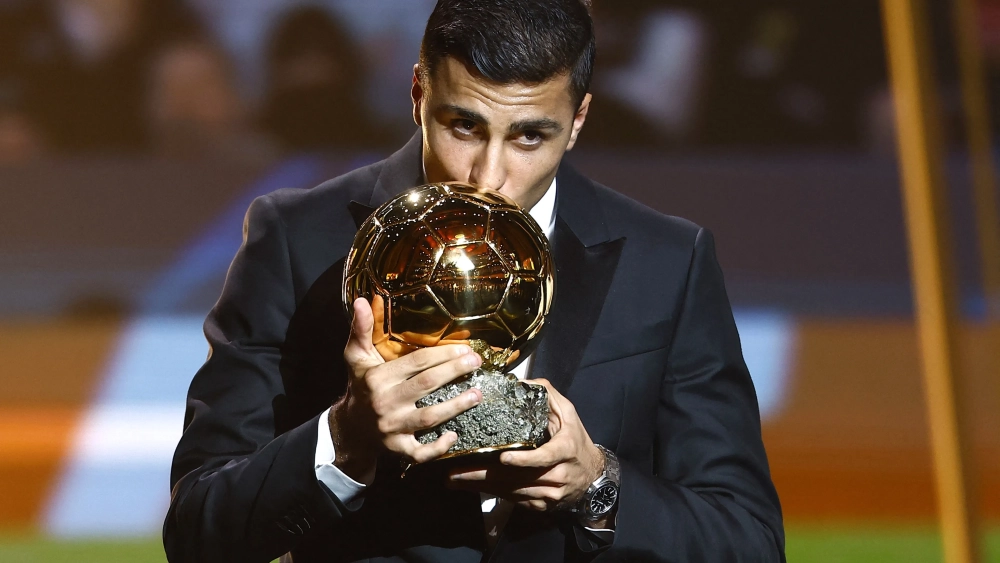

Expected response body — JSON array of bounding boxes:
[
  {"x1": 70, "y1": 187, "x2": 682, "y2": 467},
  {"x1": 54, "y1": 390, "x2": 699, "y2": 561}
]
[{"x1": 439, "y1": 146, "x2": 476, "y2": 182}]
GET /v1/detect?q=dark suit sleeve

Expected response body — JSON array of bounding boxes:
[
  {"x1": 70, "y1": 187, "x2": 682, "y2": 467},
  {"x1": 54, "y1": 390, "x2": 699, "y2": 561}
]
[
  {"x1": 163, "y1": 195, "x2": 348, "y2": 562},
  {"x1": 596, "y1": 228, "x2": 785, "y2": 562}
]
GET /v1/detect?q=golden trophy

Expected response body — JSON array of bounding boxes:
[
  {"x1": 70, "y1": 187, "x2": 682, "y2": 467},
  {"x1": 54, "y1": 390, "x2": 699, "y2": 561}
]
[{"x1": 343, "y1": 182, "x2": 555, "y2": 460}]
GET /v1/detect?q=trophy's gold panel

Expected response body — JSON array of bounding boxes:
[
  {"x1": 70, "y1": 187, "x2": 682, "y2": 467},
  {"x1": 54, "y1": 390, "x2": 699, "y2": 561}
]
[
  {"x1": 343, "y1": 182, "x2": 554, "y2": 365},
  {"x1": 431, "y1": 242, "x2": 508, "y2": 317}
]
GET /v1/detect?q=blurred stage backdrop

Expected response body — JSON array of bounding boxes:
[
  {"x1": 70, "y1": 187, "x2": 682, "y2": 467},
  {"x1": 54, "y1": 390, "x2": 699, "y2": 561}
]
[{"x1": 1, "y1": 0, "x2": 1000, "y2": 556}]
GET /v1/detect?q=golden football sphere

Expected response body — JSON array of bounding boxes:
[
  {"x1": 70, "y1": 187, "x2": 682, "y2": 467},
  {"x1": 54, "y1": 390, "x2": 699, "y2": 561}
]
[{"x1": 343, "y1": 182, "x2": 554, "y2": 367}]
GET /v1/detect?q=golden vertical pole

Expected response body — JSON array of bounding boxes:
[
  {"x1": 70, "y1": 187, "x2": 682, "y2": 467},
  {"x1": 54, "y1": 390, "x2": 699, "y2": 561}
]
[
  {"x1": 881, "y1": 1, "x2": 982, "y2": 562},
  {"x1": 952, "y1": 0, "x2": 1000, "y2": 314}
]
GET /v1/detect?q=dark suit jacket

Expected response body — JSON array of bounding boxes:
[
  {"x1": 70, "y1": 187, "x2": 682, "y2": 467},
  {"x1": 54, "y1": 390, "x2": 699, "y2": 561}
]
[{"x1": 164, "y1": 132, "x2": 785, "y2": 562}]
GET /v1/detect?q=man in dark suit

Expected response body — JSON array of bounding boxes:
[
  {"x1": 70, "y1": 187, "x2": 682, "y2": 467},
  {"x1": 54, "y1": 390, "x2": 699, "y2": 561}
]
[{"x1": 164, "y1": 1, "x2": 784, "y2": 561}]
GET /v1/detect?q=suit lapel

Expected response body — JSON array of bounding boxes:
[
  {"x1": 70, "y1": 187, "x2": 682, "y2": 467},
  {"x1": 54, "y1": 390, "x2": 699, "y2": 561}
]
[
  {"x1": 371, "y1": 130, "x2": 425, "y2": 207},
  {"x1": 348, "y1": 201, "x2": 375, "y2": 228},
  {"x1": 347, "y1": 130, "x2": 421, "y2": 228},
  {"x1": 529, "y1": 161, "x2": 625, "y2": 395},
  {"x1": 531, "y1": 221, "x2": 625, "y2": 395}
]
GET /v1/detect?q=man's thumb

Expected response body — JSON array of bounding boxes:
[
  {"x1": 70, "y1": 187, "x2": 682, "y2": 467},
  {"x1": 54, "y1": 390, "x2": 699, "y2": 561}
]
[{"x1": 347, "y1": 297, "x2": 378, "y2": 359}]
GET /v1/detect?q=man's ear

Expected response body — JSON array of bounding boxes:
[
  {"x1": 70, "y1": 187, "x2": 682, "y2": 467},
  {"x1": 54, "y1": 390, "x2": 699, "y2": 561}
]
[
  {"x1": 566, "y1": 93, "x2": 592, "y2": 151},
  {"x1": 411, "y1": 64, "x2": 424, "y2": 127}
]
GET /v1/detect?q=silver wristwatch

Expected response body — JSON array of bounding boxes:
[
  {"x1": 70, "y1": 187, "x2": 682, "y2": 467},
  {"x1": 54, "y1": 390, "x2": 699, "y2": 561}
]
[{"x1": 574, "y1": 444, "x2": 621, "y2": 522}]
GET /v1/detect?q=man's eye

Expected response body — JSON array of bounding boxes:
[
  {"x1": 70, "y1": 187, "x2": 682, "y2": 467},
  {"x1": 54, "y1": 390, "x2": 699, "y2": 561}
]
[
  {"x1": 454, "y1": 119, "x2": 477, "y2": 134},
  {"x1": 518, "y1": 131, "x2": 544, "y2": 146}
]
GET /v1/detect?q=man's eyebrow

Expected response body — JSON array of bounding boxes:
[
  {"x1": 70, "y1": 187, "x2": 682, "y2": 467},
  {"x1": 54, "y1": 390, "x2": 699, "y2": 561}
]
[
  {"x1": 439, "y1": 104, "x2": 564, "y2": 135},
  {"x1": 509, "y1": 118, "x2": 563, "y2": 135},
  {"x1": 441, "y1": 105, "x2": 489, "y2": 125}
]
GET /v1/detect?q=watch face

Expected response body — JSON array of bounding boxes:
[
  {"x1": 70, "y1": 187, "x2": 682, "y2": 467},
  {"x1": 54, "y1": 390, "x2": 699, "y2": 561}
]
[{"x1": 589, "y1": 482, "x2": 619, "y2": 516}]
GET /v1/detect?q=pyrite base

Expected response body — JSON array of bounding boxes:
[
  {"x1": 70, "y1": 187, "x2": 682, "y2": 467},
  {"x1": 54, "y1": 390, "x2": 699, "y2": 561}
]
[{"x1": 415, "y1": 369, "x2": 549, "y2": 459}]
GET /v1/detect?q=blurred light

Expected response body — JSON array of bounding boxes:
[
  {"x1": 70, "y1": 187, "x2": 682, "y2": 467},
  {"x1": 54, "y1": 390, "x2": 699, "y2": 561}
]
[
  {"x1": 44, "y1": 316, "x2": 206, "y2": 538},
  {"x1": 733, "y1": 309, "x2": 796, "y2": 420}
]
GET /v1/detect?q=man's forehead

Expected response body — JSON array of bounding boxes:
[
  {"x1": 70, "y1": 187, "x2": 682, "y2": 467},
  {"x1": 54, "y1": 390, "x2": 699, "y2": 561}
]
[{"x1": 427, "y1": 56, "x2": 577, "y2": 118}]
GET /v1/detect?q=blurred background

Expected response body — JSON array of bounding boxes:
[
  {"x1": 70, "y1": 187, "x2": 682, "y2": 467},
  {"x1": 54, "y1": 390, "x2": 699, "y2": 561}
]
[{"x1": 0, "y1": 0, "x2": 999, "y2": 561}]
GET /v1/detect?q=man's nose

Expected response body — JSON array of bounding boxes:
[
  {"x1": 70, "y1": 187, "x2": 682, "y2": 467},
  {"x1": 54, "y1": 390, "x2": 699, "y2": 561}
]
[{"x1": 468, "y1": 143, "x2": 506, "y2": 192}]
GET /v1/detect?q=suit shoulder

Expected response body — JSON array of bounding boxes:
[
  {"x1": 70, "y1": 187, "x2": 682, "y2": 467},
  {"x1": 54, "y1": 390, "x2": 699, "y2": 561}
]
[
  {"x1": 589, "y1": 180, "x2": 701, "y2": 247},
  {"x1": 262, "y1": 159, "x2": 383, "y2": 223}
]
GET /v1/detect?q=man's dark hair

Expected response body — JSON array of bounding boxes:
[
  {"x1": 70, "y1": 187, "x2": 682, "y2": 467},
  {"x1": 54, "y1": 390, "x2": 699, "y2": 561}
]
[{"x1": 419, "y1": 0, "x2": 595, "y2": 108}]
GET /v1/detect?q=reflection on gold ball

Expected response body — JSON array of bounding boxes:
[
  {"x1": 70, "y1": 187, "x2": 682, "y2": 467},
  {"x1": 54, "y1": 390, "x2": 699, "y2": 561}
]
[{"x1": 343, "y1": 182, "x2": 554, "y2": 366}]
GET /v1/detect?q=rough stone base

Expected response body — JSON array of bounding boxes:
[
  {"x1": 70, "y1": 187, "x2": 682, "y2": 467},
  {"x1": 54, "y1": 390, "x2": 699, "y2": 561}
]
[{"x1": 416, "y1": 369, "x2": 549, "y2": 455}]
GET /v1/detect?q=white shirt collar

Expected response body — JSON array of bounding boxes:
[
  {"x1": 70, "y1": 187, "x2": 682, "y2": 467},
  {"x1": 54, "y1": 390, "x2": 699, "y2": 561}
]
[{"x1": 529, "y1": 177, "x2": 557, "y2": 239}]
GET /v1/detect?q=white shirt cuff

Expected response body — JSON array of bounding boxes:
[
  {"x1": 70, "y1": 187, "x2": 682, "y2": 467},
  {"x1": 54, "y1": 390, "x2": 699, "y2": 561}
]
[
  {"x1": 315, "y1": 407, "x2": 366, "y2": 510},
  {"x1": 582, "y1": 511, "x2": 618, "y2": 541}
]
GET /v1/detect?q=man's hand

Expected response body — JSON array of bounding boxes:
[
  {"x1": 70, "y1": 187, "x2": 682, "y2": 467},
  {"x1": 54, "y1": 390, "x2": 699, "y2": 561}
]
[
  {"x1": 330, "y1": 298, "x2": 484, "y2": 484},
  {"x1": 446, "y1": 379, "x2": 606, "y2": 515}
]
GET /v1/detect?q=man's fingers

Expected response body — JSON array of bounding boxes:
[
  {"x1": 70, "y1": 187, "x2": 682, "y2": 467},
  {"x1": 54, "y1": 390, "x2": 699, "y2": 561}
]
[
  {"x1": 531, "y1": 378, "x2": 555, "y2": 394},
  {"x1": 530, "y1": 378, "x2": 567, "y2": 434},
  {"x1": 374, "y1": 343, "x2": 478, "y2": 388},
  {"x1": 448, "y1": 464, "x2": 553, "y2": 484},
  {"x1": 508, "y1": 485, "x2": 567, "y2": 505},
  {"x1": 532, "y1": 378, "x2": 567, "y2": 408},
  {"x1": 349, "y1": 298, "x2": 375, "y2": 346},
  {"x1": 517, "y1": 499, "x2": 555, "y2": 512},
  {"x1": 499, "y1": 443, "x2": 562, "y2": 468},
  {"x1": 445, "y1": 479, "x2": 565, "y2": 510},
  {"x1": 532, "y1": 378, "x2": 569, "y2": 409},
  {"x1": 408, "y1": 432, "x2": 459, "y2": 464},
  {"x1": 345, "y1": 298, "x2": 381, "y2": 367},
  {"x1": 403, "y1": 389, "x2": 481, "y2": 432},
  {"x1": 396, "y1": 350, "x2": 482, "y2": 400}
]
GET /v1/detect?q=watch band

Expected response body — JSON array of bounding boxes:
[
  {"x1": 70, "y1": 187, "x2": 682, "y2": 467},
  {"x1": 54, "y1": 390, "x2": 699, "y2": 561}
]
[
  {"x1": 574, "y1": 444, "x2": 621, "y2": 522},
  {"x1": 595, "y1": 444, "x2": 621, "y2": 486}
]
